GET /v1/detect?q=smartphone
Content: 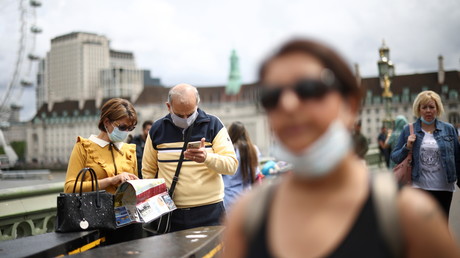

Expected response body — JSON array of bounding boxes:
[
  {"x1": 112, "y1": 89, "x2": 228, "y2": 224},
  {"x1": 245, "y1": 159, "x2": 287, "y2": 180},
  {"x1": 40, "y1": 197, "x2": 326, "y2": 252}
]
[{"x1": 187, "y1": 141, "x2": 201, "y2": 149}]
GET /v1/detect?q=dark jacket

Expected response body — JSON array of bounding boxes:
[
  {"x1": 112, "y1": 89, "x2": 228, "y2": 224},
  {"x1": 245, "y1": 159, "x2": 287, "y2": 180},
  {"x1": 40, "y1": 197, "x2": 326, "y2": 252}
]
[{"x1": 129, "y1": 134, "x2": 145, "y2": 178}]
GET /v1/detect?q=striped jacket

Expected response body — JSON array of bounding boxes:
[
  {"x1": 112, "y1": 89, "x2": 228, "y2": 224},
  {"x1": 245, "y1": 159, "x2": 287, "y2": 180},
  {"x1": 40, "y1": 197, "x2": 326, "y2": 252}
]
[{"x1": 142, "y1": 108, "x2": 238, "y2": 208}]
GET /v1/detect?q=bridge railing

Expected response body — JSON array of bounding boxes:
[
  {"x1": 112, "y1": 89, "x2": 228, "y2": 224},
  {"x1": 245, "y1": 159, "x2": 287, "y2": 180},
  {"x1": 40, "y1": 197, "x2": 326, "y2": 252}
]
[
  {"x1": 0, "y1": 182, "x2": 62, "y2": 241},
  {"x1": 0, "y1": 147, "x2": 383, "y2": 242}
]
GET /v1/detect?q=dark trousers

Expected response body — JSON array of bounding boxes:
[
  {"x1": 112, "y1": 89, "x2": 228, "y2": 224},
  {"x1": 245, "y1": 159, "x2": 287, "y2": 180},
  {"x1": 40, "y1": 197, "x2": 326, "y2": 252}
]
[
  {"x1": 170, "y1": 201, "x2": 225, "y2": 232},
  {"x1": 424, "y1": 190, "x2": 453, "y2": 218},
  {"x1": 379, "y1": 149, "x2": 390, "y2": 168}
]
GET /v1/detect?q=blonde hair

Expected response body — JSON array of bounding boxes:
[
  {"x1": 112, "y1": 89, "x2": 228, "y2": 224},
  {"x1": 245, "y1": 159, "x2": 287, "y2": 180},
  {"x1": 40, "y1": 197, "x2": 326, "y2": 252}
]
[{"x1": 412, "y1": 90, "x2": 444, "y2": 118}]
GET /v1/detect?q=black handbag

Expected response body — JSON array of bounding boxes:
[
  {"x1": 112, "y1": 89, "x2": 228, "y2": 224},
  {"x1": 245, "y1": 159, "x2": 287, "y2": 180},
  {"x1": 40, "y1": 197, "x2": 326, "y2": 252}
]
[
  {"x1": 143, "y1": 124, "x2": 195, "y2": 235},
  {"x1": 55, "y1": 167, "x2": 116, "y2": 232}
]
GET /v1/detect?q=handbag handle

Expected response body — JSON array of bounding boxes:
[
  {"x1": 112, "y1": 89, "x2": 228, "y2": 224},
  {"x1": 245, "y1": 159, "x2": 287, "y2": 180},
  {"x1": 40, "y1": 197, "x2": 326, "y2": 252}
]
[
  {"x1": 73, "y1": 167, "x2": 95, "y2": 193},
  {"x1": 72, "y1": 167, "x2": 103, "y2": 208}
]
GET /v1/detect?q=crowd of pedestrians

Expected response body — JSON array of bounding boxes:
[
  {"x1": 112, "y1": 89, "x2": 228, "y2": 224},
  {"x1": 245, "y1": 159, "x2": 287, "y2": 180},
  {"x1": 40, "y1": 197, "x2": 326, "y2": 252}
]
[{"x1": 61, "y1": 38, "x2": 460, "y2": 257}]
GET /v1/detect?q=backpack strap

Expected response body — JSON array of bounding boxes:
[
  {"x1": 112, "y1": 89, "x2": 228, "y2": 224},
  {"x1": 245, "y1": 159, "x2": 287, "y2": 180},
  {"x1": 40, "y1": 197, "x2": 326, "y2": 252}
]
[
  {"x1": 243, "y1": 178, "x2": 280, "y2": 242},
  {"x1": 371, "y1": 171, "x2": 403, "y2": 258}
]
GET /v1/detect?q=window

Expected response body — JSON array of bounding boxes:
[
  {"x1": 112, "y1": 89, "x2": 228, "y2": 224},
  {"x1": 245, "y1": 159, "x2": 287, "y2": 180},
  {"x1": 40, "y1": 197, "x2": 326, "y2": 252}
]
[
  {"x1": 448, "y1": 112, "x2": 460, "y2": 125},
  {"x1": 449, "y1": 90, "x2": 458, "y2": 101}
]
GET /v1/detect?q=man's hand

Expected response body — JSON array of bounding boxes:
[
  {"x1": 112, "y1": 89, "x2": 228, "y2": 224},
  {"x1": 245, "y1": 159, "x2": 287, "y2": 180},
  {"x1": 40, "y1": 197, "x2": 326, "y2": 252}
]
[{"x1": 184, "y1": 138, "x2": 207, "y2": 163}]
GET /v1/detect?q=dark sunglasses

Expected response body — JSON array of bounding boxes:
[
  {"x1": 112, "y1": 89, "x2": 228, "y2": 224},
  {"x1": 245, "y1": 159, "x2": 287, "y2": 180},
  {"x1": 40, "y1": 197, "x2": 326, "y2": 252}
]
[
  {"x1": 259, "y1": 80, "x2": 336, "y2": 110},
  {"x1": 259, "y1": 70, "x2": 339, "y2": 111},
  {"x1": 113, "y1": 122, "x2": 136, "y2": 132}
]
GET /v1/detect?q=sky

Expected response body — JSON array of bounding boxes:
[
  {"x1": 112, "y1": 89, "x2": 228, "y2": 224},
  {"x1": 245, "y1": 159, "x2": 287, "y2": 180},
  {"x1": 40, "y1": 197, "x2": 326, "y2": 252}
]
[{"x1": 1, "y1": 0, "x2": 460, "y2": 121}]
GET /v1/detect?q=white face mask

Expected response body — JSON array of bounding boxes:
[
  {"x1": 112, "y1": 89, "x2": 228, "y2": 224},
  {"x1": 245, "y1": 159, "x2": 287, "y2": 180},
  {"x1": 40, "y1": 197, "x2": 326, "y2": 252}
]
[
  {"x1": 272, "y1": 119, "x2": 352, "y2": 178},
  {"x1": 171, "y1": 110, "x2": 198, "y2": 129}
]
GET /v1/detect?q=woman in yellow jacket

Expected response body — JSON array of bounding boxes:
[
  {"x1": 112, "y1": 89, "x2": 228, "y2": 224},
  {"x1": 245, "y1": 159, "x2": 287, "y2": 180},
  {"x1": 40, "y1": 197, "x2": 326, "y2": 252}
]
[{"x1": 64, "y1": 98, "x2": 140, "y2": 244}]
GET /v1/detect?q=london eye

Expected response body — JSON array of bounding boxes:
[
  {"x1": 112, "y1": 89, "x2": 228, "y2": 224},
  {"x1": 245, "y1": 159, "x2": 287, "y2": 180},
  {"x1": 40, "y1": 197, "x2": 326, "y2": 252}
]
[{"x1": 0, "y1": 0, "x2": 42, "y2": 125}]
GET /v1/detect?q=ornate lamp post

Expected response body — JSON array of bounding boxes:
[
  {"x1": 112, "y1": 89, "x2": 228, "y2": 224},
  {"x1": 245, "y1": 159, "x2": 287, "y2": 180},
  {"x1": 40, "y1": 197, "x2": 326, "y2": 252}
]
[{"x1": 377, "y1": 40, "x2": 395, "y2": 129}]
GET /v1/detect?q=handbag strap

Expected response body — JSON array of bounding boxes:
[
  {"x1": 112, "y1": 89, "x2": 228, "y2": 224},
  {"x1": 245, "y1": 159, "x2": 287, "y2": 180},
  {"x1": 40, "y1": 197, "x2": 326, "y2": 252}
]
[
  {"x1": 73, "y1": 167, "x2": 104, "y2": 207},
  {"x1": 81, "y1": 168, "x2": 100, "y2": 194},
  {"x1": 408, "y1": 123, "x2": 414, "y2": 148},
  {"x1": 408, "y1": 123, "x2": 414, "y2": 159},
  {"x1": 73, "y1": 167, "x2": 95, "y2": 193},
  {"x1": 168, "y1": 123, "x2": 195, "y2": 197}
]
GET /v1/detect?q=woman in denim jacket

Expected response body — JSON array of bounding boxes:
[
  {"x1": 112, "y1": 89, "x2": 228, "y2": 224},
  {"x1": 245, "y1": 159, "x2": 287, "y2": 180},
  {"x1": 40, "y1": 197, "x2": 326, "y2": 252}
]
[{"x1": 391, "y1": 90, "x2": 460, "y2": 217}]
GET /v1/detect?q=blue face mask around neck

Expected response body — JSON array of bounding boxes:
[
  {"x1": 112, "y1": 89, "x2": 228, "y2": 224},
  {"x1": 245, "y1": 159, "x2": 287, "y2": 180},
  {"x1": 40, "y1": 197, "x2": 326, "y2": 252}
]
[{"x1": 421, "y1": 117, "x2": 436, "y2": 125}]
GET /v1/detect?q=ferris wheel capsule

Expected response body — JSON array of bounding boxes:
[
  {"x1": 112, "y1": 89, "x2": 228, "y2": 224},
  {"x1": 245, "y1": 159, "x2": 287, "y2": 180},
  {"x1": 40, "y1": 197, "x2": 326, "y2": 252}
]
[
  {"x1": 30, "y1": 0, "x2": 42, "y2": 7},
  {"x1": 28, "y1": 54, "x2": 40, "y2": 61},
  {"x1": 30, "y1": 26, "x2": 42, "y2": 33},
  {"x1": 20, "y1": 80, "x2": 33, "y2": 87}
]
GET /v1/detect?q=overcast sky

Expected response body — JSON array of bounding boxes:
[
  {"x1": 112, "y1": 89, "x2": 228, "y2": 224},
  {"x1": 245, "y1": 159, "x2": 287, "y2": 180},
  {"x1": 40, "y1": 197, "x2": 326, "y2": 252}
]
[{"x1": 1, "y1": 0, "x2": 460, "y2": 121}]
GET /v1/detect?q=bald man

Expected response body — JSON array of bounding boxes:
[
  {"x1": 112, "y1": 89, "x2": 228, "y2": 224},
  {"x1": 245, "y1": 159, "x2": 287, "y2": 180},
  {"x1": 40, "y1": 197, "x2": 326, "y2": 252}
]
[{"x1": 142, "y1": 83, "x2": 238, "y2": 232}]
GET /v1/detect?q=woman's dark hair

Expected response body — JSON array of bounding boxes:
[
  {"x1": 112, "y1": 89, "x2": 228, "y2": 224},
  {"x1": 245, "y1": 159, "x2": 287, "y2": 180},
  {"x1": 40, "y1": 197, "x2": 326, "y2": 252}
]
[
  {"x1": 98, "y1": 98, "x2": 138, "y2": 132},
  {"x1": 228, "y1": 121, "x2": 258, "y2": 184},
  {"x1": 258, "y1": 38, "x2": 363, "y2": 103}
]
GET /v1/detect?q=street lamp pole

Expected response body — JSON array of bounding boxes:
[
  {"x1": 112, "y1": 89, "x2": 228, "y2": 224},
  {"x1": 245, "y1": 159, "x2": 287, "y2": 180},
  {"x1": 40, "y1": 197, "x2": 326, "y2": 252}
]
[{"x1": 377, "y1": 40, "x2": 395, "y2": 130}]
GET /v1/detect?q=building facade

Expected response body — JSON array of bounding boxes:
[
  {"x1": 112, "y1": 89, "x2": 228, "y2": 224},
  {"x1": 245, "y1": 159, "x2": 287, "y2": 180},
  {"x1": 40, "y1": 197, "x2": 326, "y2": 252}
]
[
  {"x1": 26, "y1": 100, "x2": 100, "y2": 166},
  {"x1": 37, "y1": 32, "x2": 144, "y2": 110},
  {"x1": 22, "y1": 38, "x2": 460, "y2": 166},
  {"x1": 25, "y1": 68, "x2": 460, "y2": 166},
  {"x1": 360, "y1": 67, "x2": 460, "y2": 147}
]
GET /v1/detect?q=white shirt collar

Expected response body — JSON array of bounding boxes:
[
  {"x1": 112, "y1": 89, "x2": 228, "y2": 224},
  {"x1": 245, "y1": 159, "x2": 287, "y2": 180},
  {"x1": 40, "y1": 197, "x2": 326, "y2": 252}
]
[{"x1": 89, "y1": 135, "x2": 124, "y2": 149}]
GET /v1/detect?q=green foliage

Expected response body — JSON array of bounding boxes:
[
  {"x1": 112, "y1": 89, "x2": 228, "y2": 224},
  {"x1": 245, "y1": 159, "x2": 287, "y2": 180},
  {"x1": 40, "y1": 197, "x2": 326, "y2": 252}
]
[
  {"x1": 0, "y1": 146, "x2": 5, "y2": 155},
  {"x1": 10, "y1": 141, "x2": 26, "y2": 161}
]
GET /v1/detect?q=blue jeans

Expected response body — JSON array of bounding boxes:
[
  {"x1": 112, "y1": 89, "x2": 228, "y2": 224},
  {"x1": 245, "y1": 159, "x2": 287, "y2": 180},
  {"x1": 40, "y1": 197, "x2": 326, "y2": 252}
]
[{"x1": 170, "y1": 201, "x2": 225, "y2": 232}]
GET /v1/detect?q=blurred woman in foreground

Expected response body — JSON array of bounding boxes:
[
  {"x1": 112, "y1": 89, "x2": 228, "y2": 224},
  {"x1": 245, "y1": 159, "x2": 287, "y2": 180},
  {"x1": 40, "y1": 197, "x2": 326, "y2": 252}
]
[{"x1": 222, "y1": 39, "x2": 459, "y2": 257}]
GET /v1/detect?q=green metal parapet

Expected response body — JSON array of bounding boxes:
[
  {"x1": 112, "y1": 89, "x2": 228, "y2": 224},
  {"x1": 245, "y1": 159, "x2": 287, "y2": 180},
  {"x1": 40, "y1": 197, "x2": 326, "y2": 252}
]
[{"x1": 0, "y1": 182, "x2": 63, "y2": 241}]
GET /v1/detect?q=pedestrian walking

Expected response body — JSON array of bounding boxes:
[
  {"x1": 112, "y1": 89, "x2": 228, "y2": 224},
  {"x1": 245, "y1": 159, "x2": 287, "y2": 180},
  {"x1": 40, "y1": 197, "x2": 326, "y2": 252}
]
[
  {"x1": 222, "y1": 121, "x2": 260, "y2": 212},
  {"x1": 384, "y1": 115, "x2": 408, "y2": 169},
  {"x1": 391, "y1": 90, "x2": 460, "y2": 217},
  {"x1": 129, "y1": 120, "x2": 153, "y2": 178},
  {"x1": 377, "y1": 126, "x2": 390, "y2": 168}
]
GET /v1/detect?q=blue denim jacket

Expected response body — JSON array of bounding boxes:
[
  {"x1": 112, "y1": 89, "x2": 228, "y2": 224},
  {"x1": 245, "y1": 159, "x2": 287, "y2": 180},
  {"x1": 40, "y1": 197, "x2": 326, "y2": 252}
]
[{"x1": 390, "y1": 118, "x2": 460, "y2": 185}]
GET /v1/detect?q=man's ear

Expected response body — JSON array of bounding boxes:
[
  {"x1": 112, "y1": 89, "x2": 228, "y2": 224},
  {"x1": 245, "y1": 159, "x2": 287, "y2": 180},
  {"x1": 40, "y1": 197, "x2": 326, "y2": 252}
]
[{"x1": 166, "y1": 102, "x2": 171, "y2": 112}]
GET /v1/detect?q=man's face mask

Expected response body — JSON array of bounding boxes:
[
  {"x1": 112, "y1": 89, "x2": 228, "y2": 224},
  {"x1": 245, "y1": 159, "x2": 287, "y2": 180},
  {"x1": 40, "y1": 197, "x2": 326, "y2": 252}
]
[{"x1": 171, "y1": 109, "x2": 198, "y2": 129}]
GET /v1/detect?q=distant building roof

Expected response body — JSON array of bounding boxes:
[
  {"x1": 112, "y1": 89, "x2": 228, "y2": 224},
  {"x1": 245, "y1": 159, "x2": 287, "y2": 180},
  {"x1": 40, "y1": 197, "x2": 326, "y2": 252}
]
[
  {"x1": 362, "y1": 70, "x2": 460, "y2": 97},
  {"x1": 134, "y1": 86, "x2": 170, "y2": 106},
  {"x1": 110, "y1": 50, "x2": 134, "y2": 59},
  {"x1": 34, "y1": 99, "x2": 99, "y2": 119},
  {"x1": 51, "y1": 31, "x2": 105, "y2": 44},
  {"x1": 134, "y1": 82, "x2": 260, "y2": 106}
]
